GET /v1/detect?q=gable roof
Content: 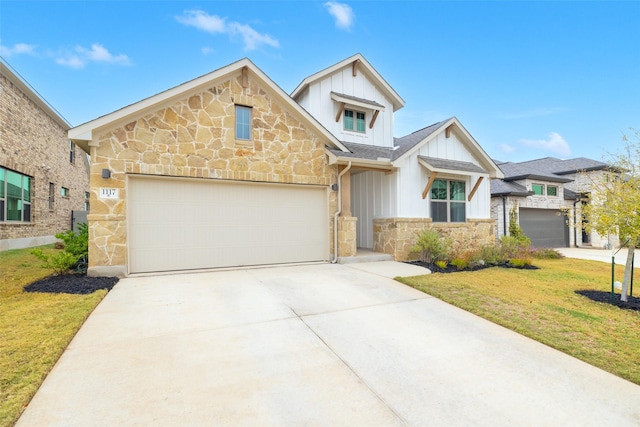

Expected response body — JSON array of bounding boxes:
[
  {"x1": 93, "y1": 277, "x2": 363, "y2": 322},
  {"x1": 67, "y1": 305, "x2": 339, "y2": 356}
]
[
  {"x1": 69, "y1": 58, "x2": 349, "y2": 154},
  {"x1": 291, "y1": 53, "x2": 405, "y2": 111},
  {"x1": 515, "y1": 157, "x2": 610, "y2": 175},
  {"x1": 496, "y1": 161, "x2": 573, "y2": 183},
  {"x1": 392, "y1": 117, "x2": 503, "y2": 179},
  {"x1": 418, "y1": 156, "x2": 488, "y2": 174},
  {"x1": 1, "y1": 58, "x2": 71, "y2": 130}
]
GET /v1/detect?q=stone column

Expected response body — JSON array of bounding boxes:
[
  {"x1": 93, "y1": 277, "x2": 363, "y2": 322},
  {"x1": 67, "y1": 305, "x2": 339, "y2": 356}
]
[
  {"x1": 340, "y1": 167, "x2": 351, "y2": 217},
  {"x1": 337, "y1": 216, "x2": 357, "y2": 257}
]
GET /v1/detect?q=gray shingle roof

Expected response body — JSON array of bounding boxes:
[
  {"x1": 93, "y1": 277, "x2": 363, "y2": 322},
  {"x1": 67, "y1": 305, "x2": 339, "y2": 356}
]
[
  {"x1": 490, "y1": 180, "x2": 532, "y2": 197},
  {"x1": 519, "y1": 157, "x2": 609, "y2": 175},
  {"x1": 328, "y1": 141, "x2": 395, "y2": 160},
  {"x1": 330, "y1": 92, "x2": 385, "y2": 109},
  {"x1": 497, "y1": 161, "x2": 573, "y2": 183},
  {"x1": 418, "y1": 156, "x2": 487, "y2": 174},
  {"x1": 393, "y1": 119, "x2": 451, "y2": 160}
]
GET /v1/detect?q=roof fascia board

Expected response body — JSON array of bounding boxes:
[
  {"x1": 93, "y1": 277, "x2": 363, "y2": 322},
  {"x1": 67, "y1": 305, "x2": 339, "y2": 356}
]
[
  {"x1": 1, "y1": 60, "x2": 71, "y2": 130},
  {"x1": 330, "y1": 92, "x2": 385, "y2": 111},
  {"x1": 69, "y1": 58, "x2": 349, "y2": 153},
  {"x1": 394, "y1": 117, "x2": 504, "y2": 179},
  {"x1": 417, "y1": 156, "x2": 490, "y2": 178},
  {"x1": 330, "y1": 155, "x2": 395, "y2": 170},
  {"x1": 291, "y1": 53, "x2": 405, "y2": 111},
  {"x1": 504, "y1": 174, "x2": 573, "y2": 183}
]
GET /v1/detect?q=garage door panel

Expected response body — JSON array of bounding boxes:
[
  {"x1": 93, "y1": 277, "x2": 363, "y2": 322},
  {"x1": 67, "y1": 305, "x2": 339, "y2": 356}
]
[
  {"x1": 519, "y1": 208, "x2": 568, "y2": 248},
  {"x1": 128, "y1": 177, "x2": 329, "y2": 273}
]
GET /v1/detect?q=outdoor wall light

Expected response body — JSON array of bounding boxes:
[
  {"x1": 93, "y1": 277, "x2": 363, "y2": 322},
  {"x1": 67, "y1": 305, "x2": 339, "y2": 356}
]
[
  {"x1": 331, "y1": 183, "x2": 339, "y2": 191},
  {"x1": 102, "y1": 169, "x2": 111, "y2": 179}
]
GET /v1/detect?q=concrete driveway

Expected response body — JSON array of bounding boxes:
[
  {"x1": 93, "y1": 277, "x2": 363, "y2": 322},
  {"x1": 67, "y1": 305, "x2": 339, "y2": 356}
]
[{"x1": 17, "y1": 263, "x2": 640, "y2": 426}]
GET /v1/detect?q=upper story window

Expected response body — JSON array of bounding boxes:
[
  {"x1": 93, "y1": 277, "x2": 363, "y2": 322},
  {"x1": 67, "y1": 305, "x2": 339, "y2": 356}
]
[
  {"x1": 61, "y1": 187, "x2": 69, "y2": 197},
  {"x1": 532, "y1": 183, "x2": 558, "y2": 197},
  {"x1": 84, "y1": 191, "x2": 90, "y2": 211},
  {"x1": 235, "y1": 105, "x2": 251, "y2": 140},
  {"x1": 344, "y1": 109, "x2": 366, "y2": 133},
  {"x1": 0, "y1": 166, "x2": 31, "y2": 222},
  {"x1": 430, "y1": 179, "x2": 466, "y2": 223},
  {"x1": 69, "y1": 140, "x2": 75, "y2": 164}
]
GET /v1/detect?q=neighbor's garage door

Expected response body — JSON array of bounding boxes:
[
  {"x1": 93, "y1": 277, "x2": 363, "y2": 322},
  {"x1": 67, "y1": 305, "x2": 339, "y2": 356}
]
[
  {"x1": 128, "y1": 176, "x2": 328, "y2": 274},
  {"x1": 519, "y1": 208, "x2": 569, "y2": 248}
]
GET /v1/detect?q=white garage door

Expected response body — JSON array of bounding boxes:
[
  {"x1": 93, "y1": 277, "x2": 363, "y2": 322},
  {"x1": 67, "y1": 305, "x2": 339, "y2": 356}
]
[{"x1": 128, "y1": 176, "x2": 329, "y2": 274}]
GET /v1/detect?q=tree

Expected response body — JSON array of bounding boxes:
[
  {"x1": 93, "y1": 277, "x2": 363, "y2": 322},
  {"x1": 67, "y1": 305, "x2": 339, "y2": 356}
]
[{"x1": 582, "y1": 129, "x2": 640, "y2": 301}]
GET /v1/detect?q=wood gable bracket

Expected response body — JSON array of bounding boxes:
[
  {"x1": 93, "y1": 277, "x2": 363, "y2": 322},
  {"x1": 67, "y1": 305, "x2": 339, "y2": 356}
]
[
  {"x1": 241, "y1": 66, "x2": 249, "y2": 88},
  {"x1": 467, "y1": 176, "x2": 484, "y2": 202},
  {"x1": 335, "y1": 102, "x2": 346, "y2": 122},
  {"x1": 369, "y1": 110, "x2": 380, "y2": 129},
  {"x1": 422, "y1": 173, "x2": 438, "y2": 200},
  {"x1": 445, "y1": 124, "x2": 454, "y2": 138},
  {"x1": 352, "y1": 59, "x2": 361, "y2": 77}
]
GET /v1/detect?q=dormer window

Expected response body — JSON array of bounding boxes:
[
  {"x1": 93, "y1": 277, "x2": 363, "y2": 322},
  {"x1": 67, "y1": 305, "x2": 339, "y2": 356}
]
[{"x1": 344, "y1": 109, "x2": 366, "y2": 133}]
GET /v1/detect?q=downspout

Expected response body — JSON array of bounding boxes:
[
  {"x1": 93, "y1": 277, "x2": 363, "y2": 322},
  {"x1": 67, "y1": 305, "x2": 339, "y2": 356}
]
[
  {"x1": 332, "y1": 162, "x2": 352, "y2": 263},
  {"x1": 502, "y1": 197, "x2": 507, "y2": 237}
]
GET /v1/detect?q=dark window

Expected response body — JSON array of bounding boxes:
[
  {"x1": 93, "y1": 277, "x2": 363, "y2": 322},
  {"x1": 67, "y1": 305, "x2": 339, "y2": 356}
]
[
  {"x1": 69, "y1": 140, "x2": 75, "y2": 163},
  {"x1": 430, "y1": 179, "x2": 466, "y2": 223},
  {"x1": 532, "y1": 183, "x2": 544, "y2": 195},
  {"x1": 547, "y1": 185, "x2": 558, "y2": 197},
  {"x1": 1, "y1": 167, "x2": 31, "y2": 222},
  {"x1": 49, "y1": 183, "x2": 55, "y2": 210}
]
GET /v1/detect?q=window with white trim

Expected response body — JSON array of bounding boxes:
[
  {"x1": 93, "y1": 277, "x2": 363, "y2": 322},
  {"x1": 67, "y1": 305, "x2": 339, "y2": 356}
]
[
  {"x1": 532, "y1": 183, "x2": 558, "y2": 197},
  {"x1": 430, "y1": 179, "x2": 466, "y2": 222},
  {"x1": 235, "y1": 105, "x2": 251, "y2": 140},
  {"x1": 0, "y1": 167, "x2": 31, "y2": 222},
  {"x1": 343, "y1": 109, "x2": 366, "y2": 133}
]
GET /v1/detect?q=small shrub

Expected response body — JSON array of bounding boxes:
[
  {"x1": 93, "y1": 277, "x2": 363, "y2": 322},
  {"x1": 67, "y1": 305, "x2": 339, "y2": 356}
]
[
  {"x1": 533, "y1": 248, "x2": 564, "y2": 259},
  {"x1": 476, "y1": 245, "x2": 505, "y2": 265},
  {"x1": 31, "y1": 223, "x2": 89, "y2": 275},
  {"x1": 451, "y1": 258, "x2": 468, "y2": 270},
  {"x1": 508, "y1": 257, "x2": 532, "y2": 268},
  {"x1": 435, "y1": 260, "x2": 448, "y2": 269},
  {"x1": 411, "y1": 228, "x2": 451, "y2": 264},
  {"x1": 500, "y1": 235, "x2": 531, "y2": 259}
]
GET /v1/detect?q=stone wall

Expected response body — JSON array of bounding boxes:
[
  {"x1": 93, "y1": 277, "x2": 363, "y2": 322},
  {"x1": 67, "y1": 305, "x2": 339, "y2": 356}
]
[
  {"x1": 88, "y1": 71, "x2": 339, "y2": 275},
  {"x1": 337, "y1": 216, "x2": 357, "y2": 257},
  {"x1": 0, "y1": 73, "x2": 89, "y2": 245},
  {"x1": 373, "y1": 218, "x2": 496, "y2": 261}
]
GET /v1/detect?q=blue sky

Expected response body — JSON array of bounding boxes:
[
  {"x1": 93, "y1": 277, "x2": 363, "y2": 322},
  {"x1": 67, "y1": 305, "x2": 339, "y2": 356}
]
[{"x1": 2, "y1": 1, "x2": 638, "y2": 163}]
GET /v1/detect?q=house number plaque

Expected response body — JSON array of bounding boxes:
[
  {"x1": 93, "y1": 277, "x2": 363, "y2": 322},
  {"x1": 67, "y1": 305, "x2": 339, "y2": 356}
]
[{"x1": 99, "y1": 188, "x2": 119, "y2": 199}]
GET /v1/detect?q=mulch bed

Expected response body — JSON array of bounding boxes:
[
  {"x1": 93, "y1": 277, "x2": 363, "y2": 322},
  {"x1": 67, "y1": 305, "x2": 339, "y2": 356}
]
[
  {"x1": 405, "y1": 260, "x2": 539, "y2": 273},
  {"x1": 575, "y1": 290, "x2": 640, "y2": 311},
  {"x1": 24, "y1": 273, "x2": 119, "y2": 295}
]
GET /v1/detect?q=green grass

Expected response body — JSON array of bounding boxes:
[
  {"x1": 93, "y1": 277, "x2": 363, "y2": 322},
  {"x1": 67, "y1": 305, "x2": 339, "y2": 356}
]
[
  {"x1": 398, "y1": 258, "x2": 640, "y2": 385},
  {"x1": 0, "y1": 246, "x2": 107, "y2": 427}
]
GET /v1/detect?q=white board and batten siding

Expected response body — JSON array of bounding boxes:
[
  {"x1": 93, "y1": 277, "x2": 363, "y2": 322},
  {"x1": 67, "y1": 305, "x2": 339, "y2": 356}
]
[
  {"x1": 351, "y1": 171, "x2": 398, "y2": 248},
  {"x1": 296, "y1": 68, "x2": 395, "y2": 148},
  {"x1": 127, "y1": 175, "x2": 329, "y2": 274},
  {"x1": 395, "y1": 131, "x2": 492, "y2": 219}
]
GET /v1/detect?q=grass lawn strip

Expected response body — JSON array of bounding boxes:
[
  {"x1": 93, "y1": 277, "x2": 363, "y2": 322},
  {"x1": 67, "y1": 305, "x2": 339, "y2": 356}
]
[
  {"x1": 0, "y1": 245, "x2": 107, "y2": 427},
  {"x1": 398, "y1": 258, "x2": 640, "y2": 386}
]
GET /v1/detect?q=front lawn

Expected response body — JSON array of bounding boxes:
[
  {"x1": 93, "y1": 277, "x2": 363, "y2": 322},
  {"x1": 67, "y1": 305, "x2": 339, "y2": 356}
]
[
  {"x1": 0, "y1": 246, "x2": 108, "y2": 427},
  {"x1": 398, "y1": 258, "x2": 640, "y2": 385}
]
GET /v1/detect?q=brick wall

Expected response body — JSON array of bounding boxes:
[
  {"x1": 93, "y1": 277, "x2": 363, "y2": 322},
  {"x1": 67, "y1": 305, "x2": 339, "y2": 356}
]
[{"x1": 0, "y1": 73, "x2": 89, "y2": 243}]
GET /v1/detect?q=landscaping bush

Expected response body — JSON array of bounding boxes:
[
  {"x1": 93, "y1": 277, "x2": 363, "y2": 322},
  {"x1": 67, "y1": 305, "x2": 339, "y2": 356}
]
[
  {"x1": 31, "y1": 223, "x2": 89, "y2": 275},
  {"x1": 499, "y1": 235, "x2": 531, "y2": 259},
  {"x1": 532, "y1": 248, "x2": 564, "y2": 259},
  {"x1": 475, "y1": 244, "x2": 506, "y2": 266},
  {"x1": 411, "y1": 228, "x2": 451, "y2": 263}
]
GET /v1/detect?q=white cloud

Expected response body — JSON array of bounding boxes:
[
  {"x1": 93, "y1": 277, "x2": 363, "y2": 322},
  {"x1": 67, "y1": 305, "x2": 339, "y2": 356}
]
[
  {"x1": 176, "y1": 10, "x2": 226, "y2": 34},
  {"x1": 176, "y1": 10, "x2": 279, "y2": 51},
  {"x1": 500, "y1": 144, "x2": 516, "y2": 154},
  {"x1": 324, "y1": 2, "x2": 355, "y2": 30},
  {"x1": 518, "y1": 132, "x2": 571, "y2": 157},
  {"x1": 0, "y1": 42, "x2": 36, "y2": 57},
  {"x1": 228, "y1": 22, "x2": 279, "y2": 50},
  {"x1": 201, "y1": 47, "x2": 214, "y2": 55},
  {"x1": 55, "y1": 43, "x2": 131, "y2": 69}
]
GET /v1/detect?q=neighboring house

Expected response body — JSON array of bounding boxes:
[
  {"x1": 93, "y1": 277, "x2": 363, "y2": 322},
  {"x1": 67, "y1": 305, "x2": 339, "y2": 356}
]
[
  {"x1": 69, "y1": 54, "x2": 502, "y2": 277},
  {"x1": 490, "y1": 157, "x2": 615, "y2": 248},
  {"x1": 0, "y1": 59, "x2": 90, "y2": 251}
]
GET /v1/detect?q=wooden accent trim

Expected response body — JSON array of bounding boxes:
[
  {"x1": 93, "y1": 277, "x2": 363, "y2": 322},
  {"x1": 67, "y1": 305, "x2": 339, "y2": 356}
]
[
  {"x1": 445, "y1": 124, "x2": 454, "y2": 138},
  {"x1": 352, "y1": 59, "x2": 361, "y2": 77},
  {"x1": 241, "y1": 66, "x2": 249, "y2": 88},
  {"x1": 422, "y1": 173, "x2": 438, "y2": 200},
  {"x1": 335, "y1": 102, "x2": 346, "y2": 122},
  {"x1": 369, "y1": 110, "x2": 380, "y2": 129},
  {"x1": 467, "y1": 176, "x2": 484, "y2": 202}
]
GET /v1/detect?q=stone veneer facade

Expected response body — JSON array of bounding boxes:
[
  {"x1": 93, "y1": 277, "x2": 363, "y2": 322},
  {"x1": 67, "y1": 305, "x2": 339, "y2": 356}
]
[
  {"x1": 0, "y1": 71, "x2": 89, "y2": 248},
  {"x1": 87, "y1": 72, "x2": 340, "y2": 275},
  {"x1": 373, "y1": 218, "x2": 496, "y2": 261}
]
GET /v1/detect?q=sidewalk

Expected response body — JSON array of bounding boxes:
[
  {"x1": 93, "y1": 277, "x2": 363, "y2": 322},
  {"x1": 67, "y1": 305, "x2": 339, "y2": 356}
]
[{"x1": 556, "y1": 247, "x2": 631, "y2": 265}]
